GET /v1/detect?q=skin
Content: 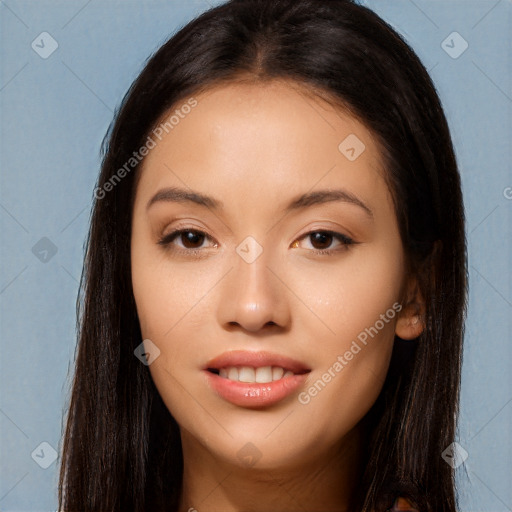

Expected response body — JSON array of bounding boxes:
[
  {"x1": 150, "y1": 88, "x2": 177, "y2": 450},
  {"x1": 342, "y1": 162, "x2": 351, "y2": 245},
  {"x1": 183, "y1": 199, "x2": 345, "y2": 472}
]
[{"x1": 130, "y1": 78, "x2": 424, "y2": 512}]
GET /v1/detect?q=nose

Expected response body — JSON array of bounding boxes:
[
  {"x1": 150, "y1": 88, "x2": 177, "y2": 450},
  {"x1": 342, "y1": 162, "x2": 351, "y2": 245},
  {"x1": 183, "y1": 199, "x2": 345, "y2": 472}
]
[{"x1": 216, "y1": 248, "x2": 291, "y2": 334}]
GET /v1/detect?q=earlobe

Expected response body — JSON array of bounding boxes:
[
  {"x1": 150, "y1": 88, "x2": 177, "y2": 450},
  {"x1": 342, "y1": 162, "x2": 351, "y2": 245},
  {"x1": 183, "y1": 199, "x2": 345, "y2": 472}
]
[
  {"x1": 395, "y1": 280, "x2": 426, "y2": 340},
  {"x1": 395, "y1": 304, "x2": 425, "y2": 340}
]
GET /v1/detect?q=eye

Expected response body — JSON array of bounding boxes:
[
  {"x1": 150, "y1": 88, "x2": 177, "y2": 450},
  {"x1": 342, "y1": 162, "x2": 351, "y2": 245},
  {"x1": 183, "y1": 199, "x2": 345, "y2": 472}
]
[
  {"x1": 157, "y1": 228, "x2": 354, "y2": 256},
  {"x1": 291, "y1": 230, "x2": 354, "y2": 255},
  {"x1": 158, "y1": 228, "x2": 218, "y2": 254}
]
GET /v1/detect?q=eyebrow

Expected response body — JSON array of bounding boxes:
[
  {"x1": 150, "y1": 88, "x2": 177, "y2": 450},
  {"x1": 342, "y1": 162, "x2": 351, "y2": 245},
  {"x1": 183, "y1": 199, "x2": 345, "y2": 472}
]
[
  {"x1": 146, "y1": 186, "x2": 373, "y2": 217},
  {"x1": 285, "y1": 189, "x2": 373, "y2": 217},
  {"x1": 147, "y1": 187, "x2": 221, "y2": 211}
]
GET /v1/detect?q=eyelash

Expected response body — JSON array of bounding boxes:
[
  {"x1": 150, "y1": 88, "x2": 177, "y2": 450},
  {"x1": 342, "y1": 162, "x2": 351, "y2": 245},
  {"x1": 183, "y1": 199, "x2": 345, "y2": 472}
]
[{"x1": 157, "y1": 228, "x2": 355, "y2": 257}]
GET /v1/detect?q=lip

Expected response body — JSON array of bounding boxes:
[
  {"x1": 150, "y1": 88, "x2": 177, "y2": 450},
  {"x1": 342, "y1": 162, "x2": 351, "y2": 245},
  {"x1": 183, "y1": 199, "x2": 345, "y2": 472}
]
[{"x1": 203, "y1": 350, "x2": 311, "y2": 408}]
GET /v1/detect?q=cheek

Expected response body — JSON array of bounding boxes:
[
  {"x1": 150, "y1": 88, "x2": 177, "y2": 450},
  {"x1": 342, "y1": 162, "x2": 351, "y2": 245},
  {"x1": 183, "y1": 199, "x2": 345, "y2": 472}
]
[
  {"x1": 290, "y1": 244, "x2": 404, "y2": 346},
  {"x1": 131, "y1": 240, "x2": 222, "y2": 340},
  {"x1": 288, "y1": 246, "x2": 403, "y2": 426},
  {"x1": 130, "y1": 241, "x2": 229, "y2": 424},
  {"x1": 130, "y1": 246, "x2": 220, "y2": 434}
]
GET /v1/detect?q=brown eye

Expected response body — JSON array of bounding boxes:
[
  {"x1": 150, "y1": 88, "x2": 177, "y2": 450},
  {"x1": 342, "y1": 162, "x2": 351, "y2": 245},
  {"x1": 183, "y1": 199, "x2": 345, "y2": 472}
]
[
  {"x1": 309, "y1": 231, "x2": 334, "y2": 250},
  {"x1": 179, "y1": 230, "x2": 206, "y2": 248},
  {"x1": 291, "y1": 230, "x2": 354, "y2": 254},
  {"x1": 158, "y1": 229, "x2": 215, "y2": 251}
]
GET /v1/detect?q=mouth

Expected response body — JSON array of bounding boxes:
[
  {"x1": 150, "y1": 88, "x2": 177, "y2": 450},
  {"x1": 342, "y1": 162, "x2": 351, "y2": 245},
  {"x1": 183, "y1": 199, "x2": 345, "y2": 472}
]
[
  {"x1": 207, "y1": 366, "x2": 308, "y2": 383},
  {"x1": 203, "y1": 351, "x2": 311, "y2": 407}
]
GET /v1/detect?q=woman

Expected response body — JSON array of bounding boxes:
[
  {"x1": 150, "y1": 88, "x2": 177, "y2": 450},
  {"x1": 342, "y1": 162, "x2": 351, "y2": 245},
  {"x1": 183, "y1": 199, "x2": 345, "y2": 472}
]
[{"x1": 58, "y1": 0, "x2": 467, "y2": 510}]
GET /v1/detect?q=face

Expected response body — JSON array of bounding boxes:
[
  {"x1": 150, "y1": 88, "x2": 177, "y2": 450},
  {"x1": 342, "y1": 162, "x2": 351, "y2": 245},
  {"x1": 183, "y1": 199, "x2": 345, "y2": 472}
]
[{"x1": 130, "y1": 79, "x2": 420, "y2": 471}]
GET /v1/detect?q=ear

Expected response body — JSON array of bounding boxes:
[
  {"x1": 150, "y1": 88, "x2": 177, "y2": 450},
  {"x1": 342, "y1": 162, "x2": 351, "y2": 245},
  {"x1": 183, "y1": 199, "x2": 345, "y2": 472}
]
[{"x1": 395, "y1": 277, "x2": 426, "y2": 340}]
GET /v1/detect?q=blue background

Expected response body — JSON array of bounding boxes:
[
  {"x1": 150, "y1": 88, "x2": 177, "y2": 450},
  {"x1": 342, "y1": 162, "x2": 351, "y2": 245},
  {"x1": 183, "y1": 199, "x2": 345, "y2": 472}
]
[{"x1": 0, "y1": 0, "x2": 510, "y2": 510}]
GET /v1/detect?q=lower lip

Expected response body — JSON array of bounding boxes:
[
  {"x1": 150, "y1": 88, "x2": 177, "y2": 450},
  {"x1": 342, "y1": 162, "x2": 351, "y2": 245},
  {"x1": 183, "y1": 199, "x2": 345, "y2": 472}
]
[{"x1": 204, "y1": 371, "x2": 308, "y2": 408}]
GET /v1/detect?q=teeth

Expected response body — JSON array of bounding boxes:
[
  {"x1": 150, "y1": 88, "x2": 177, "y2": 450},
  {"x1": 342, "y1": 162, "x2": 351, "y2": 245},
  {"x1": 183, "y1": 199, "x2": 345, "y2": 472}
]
[
  {"x1": 239, "y1": 367, "x2": 255, "y2": 382},
  {"x1": 217, "y1": 366, "x2": 294, "y2": 383},
  {"x1": 255, "y1": 366, "x2": 272, "y2": 383},
  {"x1": 272, "y1": 367, "x2": 284, "y2": 380}
]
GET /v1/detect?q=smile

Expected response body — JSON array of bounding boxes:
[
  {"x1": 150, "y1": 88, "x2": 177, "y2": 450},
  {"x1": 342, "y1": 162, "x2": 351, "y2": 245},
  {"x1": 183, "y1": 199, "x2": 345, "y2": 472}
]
[
  {"x1": 204, "y1": 351, "x2": 311, "y2": 407},
  {"x1": 209, "y1": 366, "x2": 300, "y2": 383}
]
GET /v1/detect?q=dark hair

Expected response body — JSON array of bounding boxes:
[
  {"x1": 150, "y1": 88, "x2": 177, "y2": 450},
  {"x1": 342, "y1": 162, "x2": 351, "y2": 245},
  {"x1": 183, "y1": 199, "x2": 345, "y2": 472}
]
[{"x1": 58, "y1": 0, "x2": 467, "y2": 510}]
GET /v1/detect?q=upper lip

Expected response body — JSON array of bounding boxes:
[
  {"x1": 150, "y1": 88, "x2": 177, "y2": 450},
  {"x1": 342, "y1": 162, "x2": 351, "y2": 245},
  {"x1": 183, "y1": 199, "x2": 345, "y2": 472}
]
[{"x1": 205, "y1": 350, "x2": 311, "y2": 374}]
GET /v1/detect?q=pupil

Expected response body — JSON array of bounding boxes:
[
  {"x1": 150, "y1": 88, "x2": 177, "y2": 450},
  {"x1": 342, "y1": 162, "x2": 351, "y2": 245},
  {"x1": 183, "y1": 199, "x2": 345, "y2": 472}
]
[
  {"x1": 311, "y1": 232, "x2": 332, "y2": 249},
  {"x1": 182, "y1": 231, "x2": 204, "y2": 248}
]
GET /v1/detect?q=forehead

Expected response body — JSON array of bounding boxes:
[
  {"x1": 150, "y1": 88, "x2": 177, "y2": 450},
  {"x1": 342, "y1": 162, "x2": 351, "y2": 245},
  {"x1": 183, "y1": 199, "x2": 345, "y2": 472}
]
[
  {"x1": 136, "y1": 79, "x2": 391, "y2": 218},
  {"x1": 158, "y1": 79, "x2": 381, "y2": 159}
]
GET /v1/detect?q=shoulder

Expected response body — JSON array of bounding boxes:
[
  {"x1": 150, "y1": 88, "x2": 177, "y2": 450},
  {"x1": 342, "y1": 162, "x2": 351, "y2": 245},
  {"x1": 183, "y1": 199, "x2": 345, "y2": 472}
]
[{"x1": 386, "y1": 497, "x2": 420, "y2": 512}]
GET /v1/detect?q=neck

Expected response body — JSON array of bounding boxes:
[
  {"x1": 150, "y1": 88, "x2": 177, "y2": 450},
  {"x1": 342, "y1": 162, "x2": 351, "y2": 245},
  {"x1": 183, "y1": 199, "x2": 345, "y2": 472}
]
[{"x1": 177, "y1": 424, "x2": 365, "y2": 512}]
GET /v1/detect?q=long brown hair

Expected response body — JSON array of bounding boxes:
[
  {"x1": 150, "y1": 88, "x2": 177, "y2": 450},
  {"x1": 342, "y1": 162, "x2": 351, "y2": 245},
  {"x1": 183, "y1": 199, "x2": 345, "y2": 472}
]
[{"x1": 59, "y1": 1, "x2": 467, "y2": 510}]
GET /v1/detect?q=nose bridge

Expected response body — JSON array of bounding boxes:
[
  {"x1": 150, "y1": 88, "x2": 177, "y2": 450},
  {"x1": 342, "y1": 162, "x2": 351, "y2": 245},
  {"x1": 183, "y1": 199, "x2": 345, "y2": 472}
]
[{"x1": 217, "y1": 235, "x2": 291, "y2": 332}]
